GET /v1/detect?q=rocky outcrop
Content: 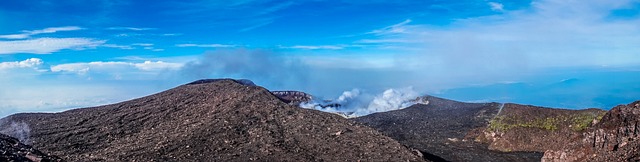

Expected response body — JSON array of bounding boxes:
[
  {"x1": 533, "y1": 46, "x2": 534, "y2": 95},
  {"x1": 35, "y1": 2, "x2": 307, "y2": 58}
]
[
  {"x1": 0, "y1": 79, "x2": 424, "y2": 161},
  {"x1": 353, "y1": 95, "x2": 544, "y2": 162},
  {"x1": 271, "y1": 91, "x2": 313, "y2": 105},
  {"x1": 0, "y1": 133, "x2": 61, "y2": 162},
  {"x1": 478, "y1": 104, "x2": 606, "y2": 152},
  {"x1": 542, "y1": 101, "x2": 640, "y2": 162}
]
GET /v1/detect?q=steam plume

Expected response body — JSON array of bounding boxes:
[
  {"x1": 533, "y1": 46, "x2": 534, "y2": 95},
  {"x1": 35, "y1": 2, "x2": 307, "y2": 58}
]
[
  {"x1": 0, "y1": 120, "x2": 31, "y2": 144},
  {"x1": 301, "y1": 87, "x2": 427, "y2": 117}
]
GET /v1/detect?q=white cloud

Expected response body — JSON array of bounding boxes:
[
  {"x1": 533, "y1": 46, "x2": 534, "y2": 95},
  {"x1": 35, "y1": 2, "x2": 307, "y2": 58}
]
[
  {"x1": 102, "y1": 44, "x2": 134, "y2": 50},
  {"x1": 134, "y1": 61, "x2": 182, "y2": 71},
  {"x1": 161, "y1": 33, "x2": 182, "y2": 36},
  {"x1": 0, "y1": 26, "x2": 84, "y2": 40},
  {"x1": 488, "y1": 2, "x2": 504, "y2": 11},
  {"x1": 0, "y1": 58, "x2": 43, "y2": 70},
  {"x1": 283, "y1": 45, "x2": 345, "y2": 50},
  {"x1": 103, "y1": 43, "x2": 163, "y2": 51},
  {"x1": 23, "y1": 26, "x2": 84, "y2": 35},
  {"x1": 132, "y1": 43, "x2": 153, "y2": 47},
  {"x1": 51, "y1": 61, "x2": 183, "y2": 74},
  {"x1": 107, "y1": 27, "x2": 156, "y2": 31},
  {"x1": 367, "y1": 19, "x2": 413, "y2": 35},
  {"x1": 359, "y1": 0, "x2": 640, "y2": 70},
  {"x1": 176, "y1": 43, "x2": 237, "y2": 48},
  {"x1": 0, "y1": 38, "x2": 105, "y2": 54},
  {"x1": 301, "y1": 55, "x2": 396, "y2": 69},
  {"x1": 0, "y1": 34, "x2": 29, "y2": 39}
]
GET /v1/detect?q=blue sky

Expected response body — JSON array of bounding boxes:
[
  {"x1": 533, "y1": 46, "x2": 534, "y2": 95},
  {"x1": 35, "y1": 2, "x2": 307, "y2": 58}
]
[{"x1": 1, "y1": 0, "x2": 640, "y2": 117}]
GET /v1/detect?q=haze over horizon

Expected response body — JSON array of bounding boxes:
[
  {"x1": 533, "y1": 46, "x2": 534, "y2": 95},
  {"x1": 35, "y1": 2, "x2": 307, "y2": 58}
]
[{"x1": 1, "y1": 0, "x2": 640, "y2": 117}]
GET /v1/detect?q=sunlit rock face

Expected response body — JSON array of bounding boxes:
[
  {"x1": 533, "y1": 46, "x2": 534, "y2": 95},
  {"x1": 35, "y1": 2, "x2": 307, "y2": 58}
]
[{"x1": 542, "y1": 101, "x2": 640, "y2": 162}]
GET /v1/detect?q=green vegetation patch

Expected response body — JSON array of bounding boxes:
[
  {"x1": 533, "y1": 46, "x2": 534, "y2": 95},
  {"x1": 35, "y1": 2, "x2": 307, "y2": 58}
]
[
  {"x1": 488, "y1": 116, "x2": 559, "y2": 131},
  {"x1": 488, "y1": 111, "x2": 606, "y2": 132},
  {"x1": 570, "y1": 111, "x2": 607, "y2": 131}
]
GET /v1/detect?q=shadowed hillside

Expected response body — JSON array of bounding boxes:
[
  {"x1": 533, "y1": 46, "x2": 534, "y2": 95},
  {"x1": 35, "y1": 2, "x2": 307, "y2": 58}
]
[
  {"x1": 352, "y1": 95, "x2": 611, "y2": 162},
  {"x1": 0, "y1": 133, "x2": 62, "y2": 162},
  {"x1": 352, "y1": 96, "x2": 544, "y2": 162}
]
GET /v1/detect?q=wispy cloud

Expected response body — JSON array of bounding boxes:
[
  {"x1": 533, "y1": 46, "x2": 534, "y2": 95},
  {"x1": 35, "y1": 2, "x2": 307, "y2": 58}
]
[
  {"x1": 0, "y1": 34, "x2": 30, "y2": 39},
  {"x1": 102, "y1": 43, "x2": 164, "y2": 51},
  {"x1": 281, "y1": 45, "x2": 345, "y2": 50},
  {"x1": 132, "y1": 43, "x2": 153, "y2": 47},
  {"x1": 142, "y1": 46, "x2": 164, "y2": 52},
  {"x1": 0, "y1": 38, "x2": 105, "y2": 54},
  {"x1": 102, "y1": 44, "x2": 134, "y2": 50},
  {"x1": 106, "y1": 27, "x2": 156, "y2": 31},
  {"x1": 488, "y1": 2, "x2": 504, "y2": 11},
  {"x1": 176, "y1": 43, "x2": 237, "y2": 48},
  {"x1": 51, "y1": 60, "x2": 183, "y2": 74},
  {"x1": 357, "y1": 0, "x2": 640, "y2": 70},
  {"x1": 23, "y1": 26, "x2": 84, "y2": 35},
  {"x1": 239, "y1": 19, "x2": 274, "y2": 32},
  {"x1": 161, "y1": 33, "x2": 182, "y2": 36},
  {"x1": 0, "y1": 26, "x2": 84, "y2": 40},
  {"x1": 367, "y1": 19, "x2": 413, "y2": 35}
]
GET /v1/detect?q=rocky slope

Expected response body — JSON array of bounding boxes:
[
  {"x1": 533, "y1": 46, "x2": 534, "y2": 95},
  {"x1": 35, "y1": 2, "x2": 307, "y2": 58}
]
[
  {"x1": 0, "y1": 133, "x2": 61, "y2": 162},
  {"x1": 0, "y1": 79, "x2": 424, "y2": 161},
  {"x1": 479, "y1": 104, "x2": 606, "y2": 152},
  {"x1": 542, "y1": 101, "x2": 640, "y2": 162},
  {"x1": 352, "y1": 96, "x2": 544, "y2": 162},
  {"x1": 352, "y1": 95, "x2": 614, "y2": 162}
]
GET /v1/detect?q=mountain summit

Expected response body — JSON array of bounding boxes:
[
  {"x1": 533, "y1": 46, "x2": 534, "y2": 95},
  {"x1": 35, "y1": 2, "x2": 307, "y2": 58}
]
[{"x1": 1, "y1": 79, "x2": 424, "y2": 161}]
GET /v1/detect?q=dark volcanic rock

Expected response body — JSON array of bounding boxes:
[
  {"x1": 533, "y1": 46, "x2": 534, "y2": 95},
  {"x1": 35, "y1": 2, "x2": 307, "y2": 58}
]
[
  {"x1": 352, "y1": 95, "x2": 544, "y2": 162},
  {"x1": 1, "y1": 79, "x2": 424, "y2": 161},
  {"x1": 0, "y1": 133, "x2": 62, "y2": 162},
  {"x1": 271, "y1": 91, "x2": 313, "y2": 105},
  {"x1": 542, "y1": 101, "x2": 640, "y2": 162},
  {"x1": 186, "y1": 78, "x2": 256, "y2": 86}
]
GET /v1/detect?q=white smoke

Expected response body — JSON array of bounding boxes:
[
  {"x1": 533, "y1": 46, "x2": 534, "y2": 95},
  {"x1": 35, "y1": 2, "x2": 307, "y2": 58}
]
[
  {"x1": 0, "y1": 121, "x2": 31, "y2": 144},
  {"x1": 354, "y1": 87, "x2": 419, "y2": 116},
  {"x1": 300, "y1": 87, "x2": 426, "y2": 117},
  {"x1": 336, "y1": 89, "x2": 360, "y2": 103}
]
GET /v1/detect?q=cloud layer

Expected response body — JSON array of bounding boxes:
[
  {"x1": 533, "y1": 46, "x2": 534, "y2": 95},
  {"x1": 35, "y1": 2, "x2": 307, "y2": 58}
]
[{"x1": 0, "y1": 38, "x2": 105, "y2": 54}]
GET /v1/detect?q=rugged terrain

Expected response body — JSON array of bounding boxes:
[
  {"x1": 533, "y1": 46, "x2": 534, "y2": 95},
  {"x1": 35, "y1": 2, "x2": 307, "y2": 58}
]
[
  {"x1": 352, "y1": 95, "x2": 611, "y2": 162},
  {"x1": 271, "y1": 91, "x2": 313, "y2": 105},
  {"x1": 0, "y1": 79, "x2": 424, "y2": 161},
  {"x1": 542, "y1": 101, "x2": 640, "y2": 162},
  {"x1": 352, "y1": 95, "x2": 544, "y2": 162},
  {"x1": 0, "y1": 133, "x2": 62, "y2": 162},
  {"x1": 479, "y1": 104, "x2": 606, "y2": 152},
  {"x1": 1, "y1": 78, "x2": 637, "y2": 162}
]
